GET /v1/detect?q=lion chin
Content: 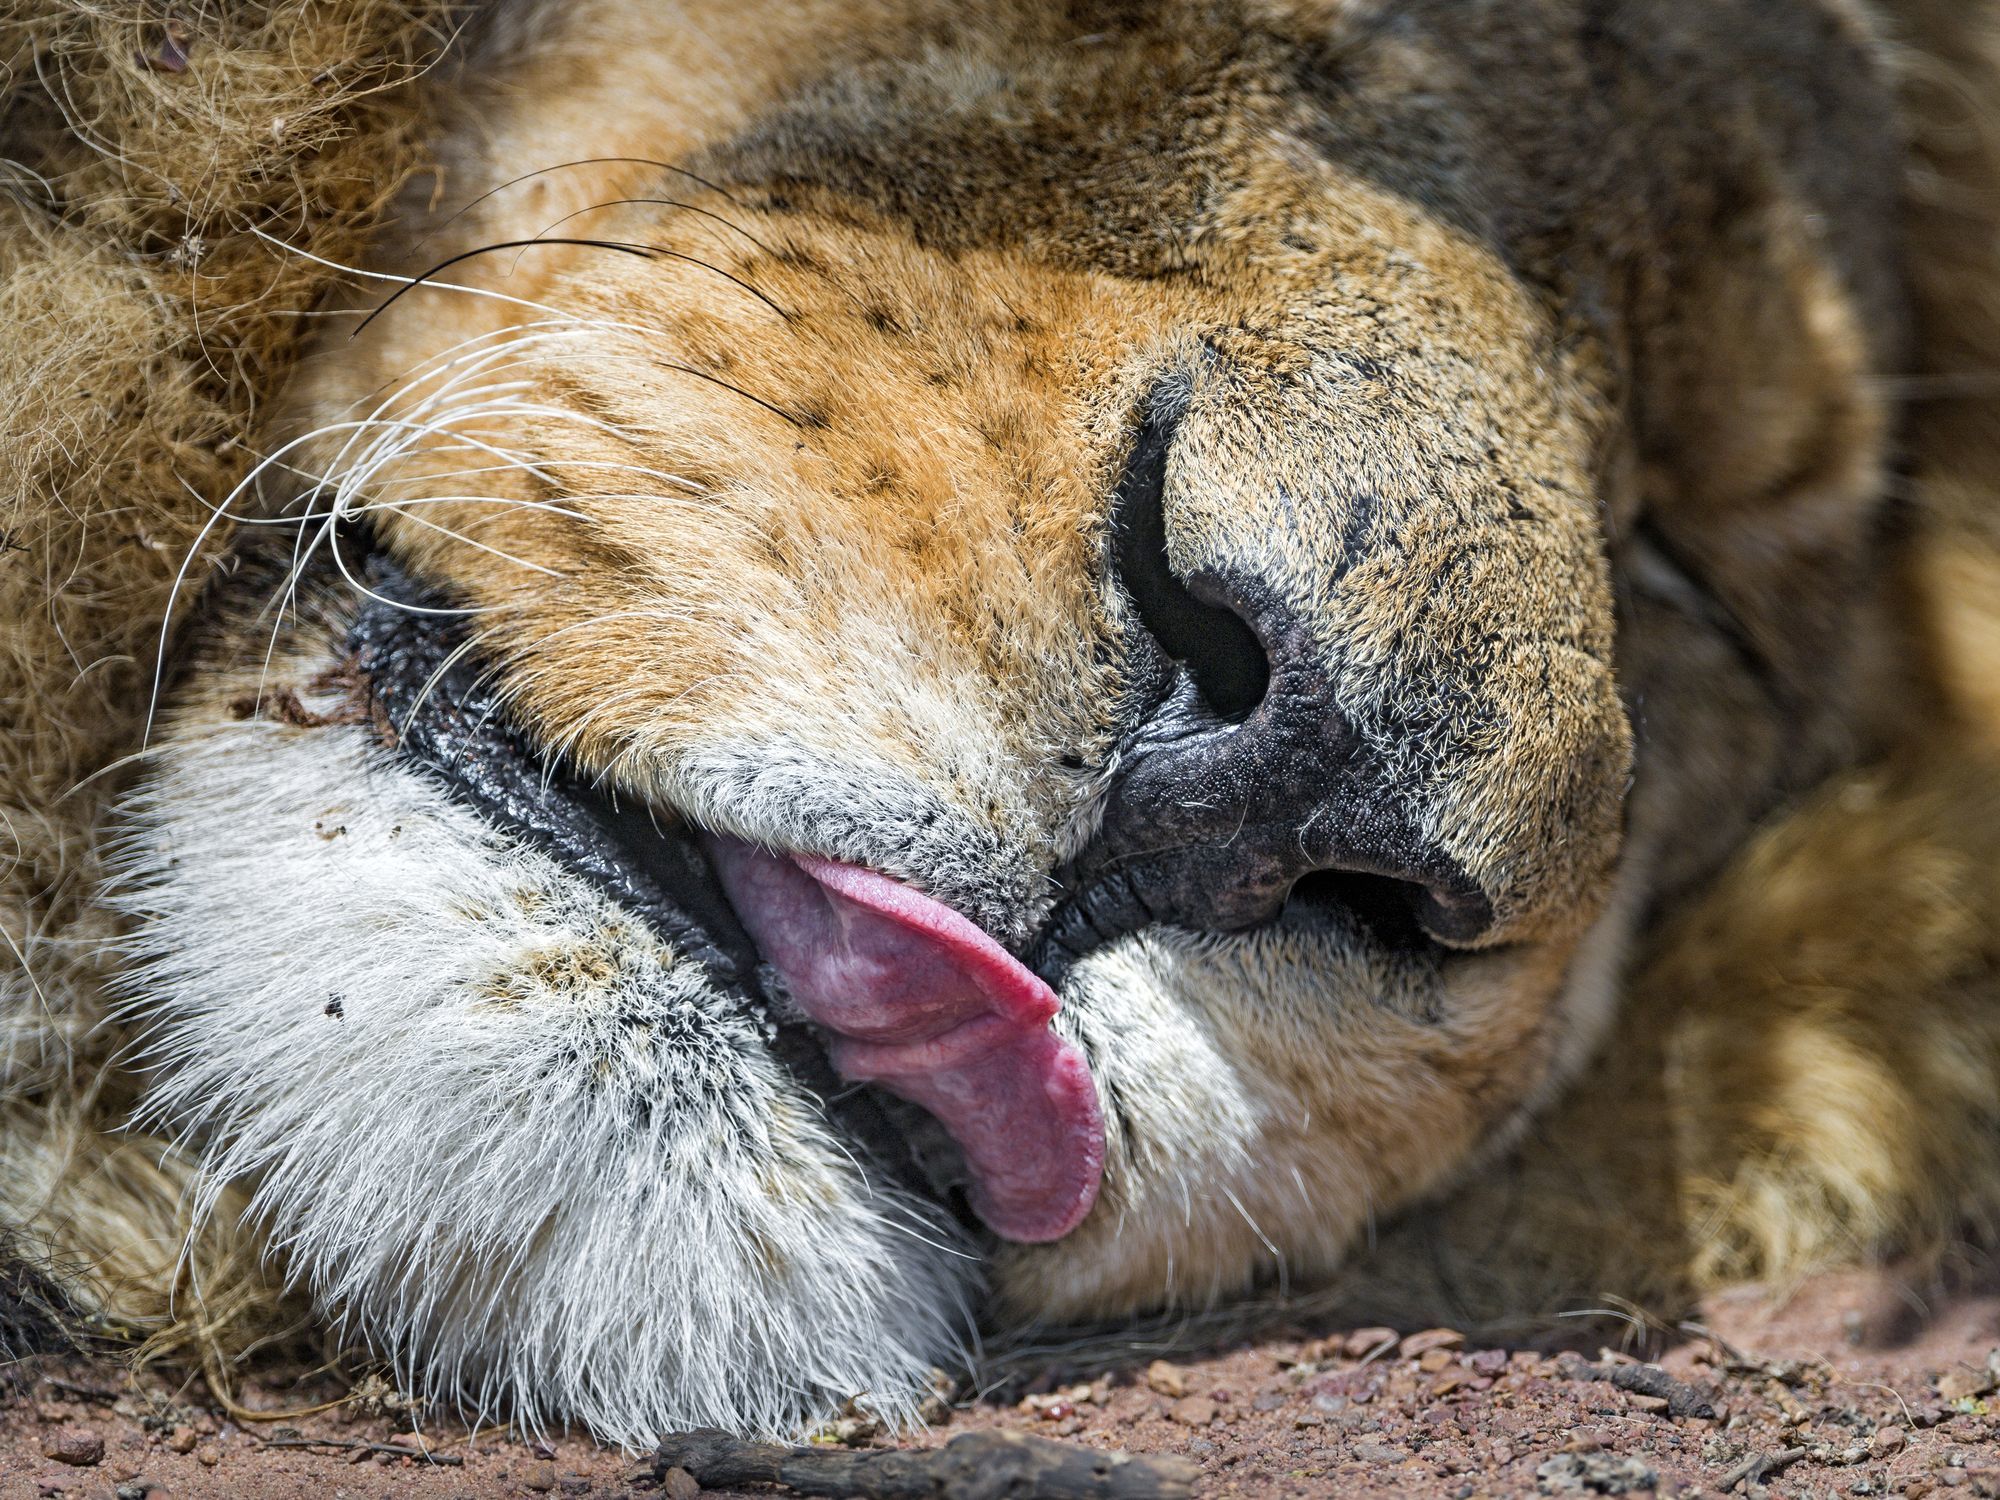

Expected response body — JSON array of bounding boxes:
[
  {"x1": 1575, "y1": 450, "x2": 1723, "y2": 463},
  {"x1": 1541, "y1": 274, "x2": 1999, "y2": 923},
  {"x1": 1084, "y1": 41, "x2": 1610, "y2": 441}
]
[{"x1": 4, "y1": 0, "x2": 2000, "y2": 1447}]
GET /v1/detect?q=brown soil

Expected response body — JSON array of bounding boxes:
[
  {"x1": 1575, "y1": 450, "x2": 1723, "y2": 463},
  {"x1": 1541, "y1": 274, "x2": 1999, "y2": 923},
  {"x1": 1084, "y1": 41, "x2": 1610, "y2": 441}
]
[{"x1": 4, "y1": 1261, "x2": 1996, "y2": 1500}]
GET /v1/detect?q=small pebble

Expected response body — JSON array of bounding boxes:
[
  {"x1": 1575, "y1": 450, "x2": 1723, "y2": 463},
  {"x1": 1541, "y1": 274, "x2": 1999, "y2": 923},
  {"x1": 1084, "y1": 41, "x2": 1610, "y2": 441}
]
[
  {"x1": 659, "y1": 1467, "x2": 700, "y2": 1500},
  {"x1": 1145, "y1": 1360, "x2": 1189, "y2": 1398},
  {"x1": 1938, "y1": 1369, "x2": 1994, "y2": 1402},
  {"x1": 1870, "y1": 1424, "x2": 1906, "y2": 1456},
  {"x1": 1354, "y1": 1441, "x2": 1409, "y2": 1464},
  {"x1": 194, "y1": 1447, "x2": 220, "y2": 1469},
  {"x1": 41, "y1": 1431, "x2": 106, "y2": 1467},
  {"x1": 1400, "y1": 1329, "x2": 1466, "y2": 1360},
  {"x1": 522, "y1": 1460, "x2": 559, "y2": 1491},
  {"x1": 1169, "y1": 1396, "x2": 1217, "y2": 1428}
]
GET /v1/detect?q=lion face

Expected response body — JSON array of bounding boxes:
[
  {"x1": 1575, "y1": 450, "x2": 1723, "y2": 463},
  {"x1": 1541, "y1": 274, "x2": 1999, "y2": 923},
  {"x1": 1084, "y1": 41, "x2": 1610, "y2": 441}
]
[
  {"x1": 115, "y1": 0, "x2": 1899, "y2": 1440},
  {"x1": 303, "y1": 33, "x2": 1632, "y2": 1277}
]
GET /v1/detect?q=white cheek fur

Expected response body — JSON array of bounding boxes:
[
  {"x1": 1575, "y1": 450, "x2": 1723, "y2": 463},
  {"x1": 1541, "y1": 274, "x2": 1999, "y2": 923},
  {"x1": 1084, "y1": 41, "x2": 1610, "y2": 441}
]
[{"x1": 107, "y1": 717, "x2": 973, "y2": 1443}]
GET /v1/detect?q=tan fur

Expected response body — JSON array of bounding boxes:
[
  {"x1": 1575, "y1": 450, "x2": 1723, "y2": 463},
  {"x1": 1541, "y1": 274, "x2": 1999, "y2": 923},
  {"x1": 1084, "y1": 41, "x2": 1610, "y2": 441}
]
[
  {"x1": 1320, "y1": 749, "x2": 2000, "y2": 1333},
  {"x1": 2, "y1": 0, "x2": 1998, "y2": 1401}
]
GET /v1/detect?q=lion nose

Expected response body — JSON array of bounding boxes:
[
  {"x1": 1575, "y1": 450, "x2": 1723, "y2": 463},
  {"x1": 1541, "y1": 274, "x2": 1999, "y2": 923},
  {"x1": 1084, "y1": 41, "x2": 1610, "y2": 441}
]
[
  {"x1": 1074, "y1": 412, "x2": 1497, "y2": 950},
  {"x1": 1094, "y1": 589, "x2": 1497, "y2": 949}
]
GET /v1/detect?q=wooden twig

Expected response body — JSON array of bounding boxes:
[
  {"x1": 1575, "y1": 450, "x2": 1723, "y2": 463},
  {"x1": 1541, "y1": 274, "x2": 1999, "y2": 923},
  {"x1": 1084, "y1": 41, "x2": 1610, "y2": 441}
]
[
  {"x1": 1715, "y1": 1446, "x2": 1806, "y2": 1492},
  {"x1": 1554, "y1": 1353, "x2": 1720, "y2": 1418},
  {"x1": 39, "y1": 1377, "x2": 123, "y2": 1406},
  {"x1": 654, "y1": 1427, "x2": 1200, "y2": 1500}
]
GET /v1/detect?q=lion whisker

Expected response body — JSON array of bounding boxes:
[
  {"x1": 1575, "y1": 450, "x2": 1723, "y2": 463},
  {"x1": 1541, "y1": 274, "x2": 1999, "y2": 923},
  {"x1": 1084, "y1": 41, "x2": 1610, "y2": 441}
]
[
  {"x1": 387, "y1": 509, "x2": 563, "y2": 576},
  {"x1": 532, "y1": 195, "x2": 788, "y2": 264},
  {"x1": 411, "y1": 157, "x2": 755, "y2": 255}
]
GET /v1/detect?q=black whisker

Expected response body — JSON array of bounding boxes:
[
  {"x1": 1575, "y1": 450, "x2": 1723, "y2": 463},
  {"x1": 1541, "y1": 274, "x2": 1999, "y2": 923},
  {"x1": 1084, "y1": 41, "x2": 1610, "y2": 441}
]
[
  {"x1": 649, "y1": 363, "x2": 806, "y2": 428},
  {"x1": 536, "y1": 197, "x2": 787, "y2": 264},
  {"x1": 413, "y1": 157, "x2": 753, "y2": 251},
  {"x1": 351, "y1": 238, "x2": 658, "y2": 337},
  {"x1": 643, "y1": 247, "x2": 794, "y2": 320}
]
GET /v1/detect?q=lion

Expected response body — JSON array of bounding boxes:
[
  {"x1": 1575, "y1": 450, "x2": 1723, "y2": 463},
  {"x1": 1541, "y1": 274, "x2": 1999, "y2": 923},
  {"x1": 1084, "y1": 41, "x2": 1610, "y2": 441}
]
[{"x1": 4, "y1": 0, "x2": 2000, "y2": 1445}]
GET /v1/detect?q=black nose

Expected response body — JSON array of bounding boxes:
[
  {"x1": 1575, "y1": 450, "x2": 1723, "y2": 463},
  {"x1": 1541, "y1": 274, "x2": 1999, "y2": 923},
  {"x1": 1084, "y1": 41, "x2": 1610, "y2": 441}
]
[{"x1": 1051, "y1": 411, "x2": 1495, "y2": 962}]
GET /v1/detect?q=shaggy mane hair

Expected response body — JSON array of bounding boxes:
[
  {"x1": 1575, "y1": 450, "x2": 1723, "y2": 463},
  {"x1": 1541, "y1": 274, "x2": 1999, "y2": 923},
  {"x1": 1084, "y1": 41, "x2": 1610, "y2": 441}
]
[{"x1": 2, "y1": 0, "x2": 459, "y2": 1359}]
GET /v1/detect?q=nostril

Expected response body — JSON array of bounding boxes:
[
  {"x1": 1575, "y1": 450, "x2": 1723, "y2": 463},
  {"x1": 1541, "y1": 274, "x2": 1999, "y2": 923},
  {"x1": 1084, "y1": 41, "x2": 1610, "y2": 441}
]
[
  {"x1": 1286, "y1": 869, "x2": 1437, "y2": 956},
  {"x1": 1112, "y1": 411, "x2": 1271, "y2": 722},
  {"x1": 1409, "y1": 883, "x2": 1497, "y2": 947},
  {"x1": 1287, "y1": 868, "x2": 1497, "y2": 952}
]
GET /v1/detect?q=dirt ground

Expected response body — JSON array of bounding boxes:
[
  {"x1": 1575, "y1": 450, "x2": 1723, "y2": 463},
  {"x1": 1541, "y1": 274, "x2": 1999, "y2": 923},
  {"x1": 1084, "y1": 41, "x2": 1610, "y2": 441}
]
[{"x1": 3, "y1": 1259, "x2": 1996, "y2": 1500}]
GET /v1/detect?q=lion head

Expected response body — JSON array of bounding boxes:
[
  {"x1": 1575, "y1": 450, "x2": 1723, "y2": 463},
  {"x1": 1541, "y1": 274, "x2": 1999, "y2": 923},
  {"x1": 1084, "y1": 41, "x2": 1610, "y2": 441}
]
[{"x1": 111, "y1": 0, "x2": 1907, "y2": 1439}]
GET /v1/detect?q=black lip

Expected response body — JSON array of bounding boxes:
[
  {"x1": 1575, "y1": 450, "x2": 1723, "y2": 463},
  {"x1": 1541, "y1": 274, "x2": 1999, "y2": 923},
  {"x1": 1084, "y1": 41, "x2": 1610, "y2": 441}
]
[
  {"x1": 1025, "y1": 848, "x2": 1450, "y2": 994},
  {"x1": 342, "y1": 555, "x2": 968, "y2": 1216},
  {"x1": 348, "y1": 562, "x2": 761, "y2": 987}
]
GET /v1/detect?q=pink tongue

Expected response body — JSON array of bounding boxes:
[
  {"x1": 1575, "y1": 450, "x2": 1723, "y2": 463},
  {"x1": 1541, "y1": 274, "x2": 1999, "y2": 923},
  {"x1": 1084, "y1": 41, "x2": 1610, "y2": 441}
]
[{"x1": 703, "y1": 835, "x2": 1104, "y2": 1242}]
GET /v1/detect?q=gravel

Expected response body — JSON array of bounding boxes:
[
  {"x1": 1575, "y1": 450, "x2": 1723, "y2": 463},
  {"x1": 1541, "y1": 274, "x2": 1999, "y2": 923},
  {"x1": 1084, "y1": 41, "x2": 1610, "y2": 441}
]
[{"x1": 1, "y1": 1260, "x2": 1995, "y2": 1499}]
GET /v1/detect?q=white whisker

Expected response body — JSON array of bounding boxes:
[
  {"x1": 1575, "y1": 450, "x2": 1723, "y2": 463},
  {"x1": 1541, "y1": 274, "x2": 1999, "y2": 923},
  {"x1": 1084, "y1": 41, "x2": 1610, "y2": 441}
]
[{"x1": 389, "y1": 509, "x2": 563, "y2": 576}]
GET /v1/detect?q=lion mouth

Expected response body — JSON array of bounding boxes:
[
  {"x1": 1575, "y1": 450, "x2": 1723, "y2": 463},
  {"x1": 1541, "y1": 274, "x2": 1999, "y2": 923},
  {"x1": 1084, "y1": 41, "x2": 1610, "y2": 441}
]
[
  {"x1": 704, "y1": 839, "x2": 1103, "y2": 1242},
  {"x1": 347, "y1": 560, "x2": 1104, "y2": 1244}
]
